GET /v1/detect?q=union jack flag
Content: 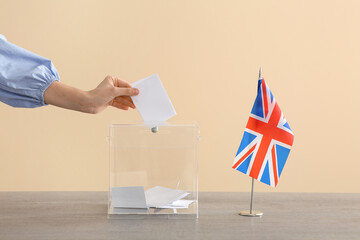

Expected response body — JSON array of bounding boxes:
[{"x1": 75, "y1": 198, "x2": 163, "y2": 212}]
[{"x1": 232, "y1": 78, "x2": 294, "y2": 187}]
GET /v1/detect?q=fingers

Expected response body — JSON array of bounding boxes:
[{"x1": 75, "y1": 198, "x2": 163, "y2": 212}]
[
  {"x1": 111, "y1": 101, "x2": 130, "y2": 110},
  {"x1": 114, "y1": 96, "x2": 136, "y2": 109},
  {"x1": 117, "y1": 95, "x2": 133, "y2": 103},
  {"x1": 113, "y1": 77, "x2": 132, "y2": 88},
  {"x1": 112, "y1": 77, "x2": 139, "y2": 96},
  {"x1": 115, "y1": 87, "x2": 139, "y2": 97}
]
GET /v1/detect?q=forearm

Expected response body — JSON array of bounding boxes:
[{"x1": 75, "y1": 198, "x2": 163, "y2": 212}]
[{"x1": 44, "y1": 81, "x2": 93, "y2": 113}]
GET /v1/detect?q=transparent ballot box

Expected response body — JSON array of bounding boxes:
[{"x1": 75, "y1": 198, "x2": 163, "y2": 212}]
[{"x1": 108, "y1": 123, "x2": 199, "y2": 219}]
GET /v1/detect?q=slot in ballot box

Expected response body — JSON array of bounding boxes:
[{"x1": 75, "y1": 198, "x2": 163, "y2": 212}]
[{"x1": 108, "y1": 123, "x2": 199, "y2": 219}]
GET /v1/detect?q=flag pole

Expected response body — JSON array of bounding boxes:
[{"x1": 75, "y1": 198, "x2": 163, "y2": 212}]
[
  {"x1": 239, "y1": 67, "x2": 264, "y2": 217},
  {"x1": 239, "y1": 178, "x2": 263, "y2": 217},
  {"x1": 250, "y1": 177, "x2": 254, "y2": 214},
  {"x1": 259, "y1": 67, "x2": 262, "y2": 80}
]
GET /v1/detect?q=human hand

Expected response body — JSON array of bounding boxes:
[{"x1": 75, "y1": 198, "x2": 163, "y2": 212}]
[
  {"x1": 44, "y1": 75, "x2": 139, "y2": 114},
  {"x1": 87, "y1": 75, "x2": 139, "y2": 113}
]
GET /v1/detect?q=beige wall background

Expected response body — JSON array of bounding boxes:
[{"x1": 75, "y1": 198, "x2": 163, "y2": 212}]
[{"x1": 0, "y1": 0, "x2": 359, "y2": 192}]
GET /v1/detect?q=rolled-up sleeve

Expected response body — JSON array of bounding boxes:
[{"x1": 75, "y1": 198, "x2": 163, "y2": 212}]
[{"x1": 0, "y1": 34, "x2": 60, "y2": 108}]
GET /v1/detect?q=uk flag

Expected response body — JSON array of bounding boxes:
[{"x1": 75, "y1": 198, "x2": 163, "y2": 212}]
[{"x1": 232, "y1": 78, "x2": 294, "y2": 187}]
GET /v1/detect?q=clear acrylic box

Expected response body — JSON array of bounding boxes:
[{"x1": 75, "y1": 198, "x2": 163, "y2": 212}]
[{"x1": 108, "y1": 123, "x2": 199, "y2": 219}]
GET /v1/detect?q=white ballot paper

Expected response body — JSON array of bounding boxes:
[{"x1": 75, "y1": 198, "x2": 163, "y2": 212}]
[
  {"x1": 112, "y1": 207, "x2": 149, "y2": 214},
  {"x1": 145, "y1": 186, "x2": 189, "y2": 208},
  {"x1": 131, "y1": 74, "x2": 176, "y2": 126},
  {"x1": 159, "y1": 200, "x2": 195, "y2": 209},
  {"x1": 111, "y1": 186, "x2": 147, "y2": 209}
]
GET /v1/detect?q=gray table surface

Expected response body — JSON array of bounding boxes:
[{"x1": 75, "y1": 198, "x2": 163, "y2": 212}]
[{"x1": 0, "y1": 192, "x2": 359, "y2": 240}]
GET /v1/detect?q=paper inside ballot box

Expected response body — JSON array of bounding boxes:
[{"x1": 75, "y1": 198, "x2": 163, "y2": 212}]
[
  {"x1": 111, "y1": 186, "x2": 190, "y2": 209},
  {"x1": 111, "y1": 186, "x2": 147, "y2": 209},
  {"x1": 145, "y1": 186, "x2": 189, "y2": 208}
]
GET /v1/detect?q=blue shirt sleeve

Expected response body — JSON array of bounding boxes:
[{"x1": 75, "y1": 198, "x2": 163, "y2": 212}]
[{"x1": 0, "y1": 34, "x2": 60, "y2": 108}]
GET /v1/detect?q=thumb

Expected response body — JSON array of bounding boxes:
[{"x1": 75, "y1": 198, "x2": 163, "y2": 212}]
[{"x1": 115, "y1": 87, "x2": 139, "y2": 97}]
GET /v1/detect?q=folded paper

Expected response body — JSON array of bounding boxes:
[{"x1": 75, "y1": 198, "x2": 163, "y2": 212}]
[
  {"x1": 145, "y1": 186, "x2": 189, "y2": 208},
  {"x1": 111, "y1": 186, "x2": 147, "y2": 209},
  {"x1": 159, "y1": 200, "x2": 194, "y2": 209}
]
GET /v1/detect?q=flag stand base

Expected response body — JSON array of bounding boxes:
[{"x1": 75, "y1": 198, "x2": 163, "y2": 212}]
[
  {"x1": 239, "y1": 210, "x2": 263, "y2": 217},
  {"x1": 238, "y1": 178, "x2": 263, "y2": 217}
]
